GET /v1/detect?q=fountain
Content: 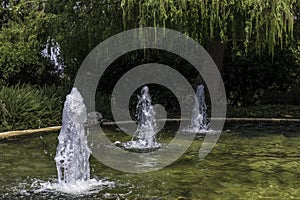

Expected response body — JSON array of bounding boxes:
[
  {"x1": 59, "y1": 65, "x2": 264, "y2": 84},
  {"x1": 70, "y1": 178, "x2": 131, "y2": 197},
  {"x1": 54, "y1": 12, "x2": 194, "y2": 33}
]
[
  {"x1": 120, "y1": 86, "x2": 162, "y2": 152},
  {"x1": 35, "y1": 88, "x2": 113, "y2": 194},
  {"x1": 184, "y1": 84, "x2": 213, "y2": 134},
  {"x1": 54, "y1": 87, "x2": 91, "y2": 183}
]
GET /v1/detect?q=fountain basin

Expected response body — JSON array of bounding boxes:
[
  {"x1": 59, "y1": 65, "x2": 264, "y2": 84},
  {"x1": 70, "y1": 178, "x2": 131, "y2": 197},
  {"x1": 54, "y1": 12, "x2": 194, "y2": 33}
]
[
  {"x1": 116, "y1": 140, "x2": 163, "y2": 153},
  {"x1": 0, "y1": 122, "x2": 300, "y2": 199},
  {"x1": 182, "y1": 127, "x2": 219, "y2": 136}
]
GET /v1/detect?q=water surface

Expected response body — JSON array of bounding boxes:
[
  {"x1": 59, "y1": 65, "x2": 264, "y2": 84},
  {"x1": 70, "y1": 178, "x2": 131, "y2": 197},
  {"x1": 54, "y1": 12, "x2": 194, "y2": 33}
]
[{"x1": 0, "y1": 123, "x2": 299, "y2": 199}]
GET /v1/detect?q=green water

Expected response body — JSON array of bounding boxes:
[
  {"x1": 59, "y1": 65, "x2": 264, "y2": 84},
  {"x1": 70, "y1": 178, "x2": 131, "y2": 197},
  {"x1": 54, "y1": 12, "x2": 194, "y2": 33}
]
[{"x1": 0, "y1": 123, "x2": 299, "y2": 199}]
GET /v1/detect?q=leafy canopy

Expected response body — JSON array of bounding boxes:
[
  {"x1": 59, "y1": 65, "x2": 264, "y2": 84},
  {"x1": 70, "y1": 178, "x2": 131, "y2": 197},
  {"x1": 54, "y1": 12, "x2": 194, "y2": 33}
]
[{"x1": 121, "y1": 0, "x2": 297, "y2": 56}]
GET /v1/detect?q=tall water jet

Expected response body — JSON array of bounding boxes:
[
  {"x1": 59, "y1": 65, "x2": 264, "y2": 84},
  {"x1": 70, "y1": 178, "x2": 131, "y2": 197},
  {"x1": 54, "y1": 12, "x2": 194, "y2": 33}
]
[
  {"x1": 45, "y1": 88, "x2": 113, "y2": 194},
  {"x1": 134, "y1": 86, "x2": 157, "y2": 146},
  {"x1": 54, "y1": 87, "x2": 91, "y2": 183},
  {"x1": 184, "y1": 84, "x2": 211, "y2": 134},
  {"x1": 121, "y1": 86, "x2": 162, "y2": 152},
  {"x1": 29, "y1": 88, "x2": 113, "y2": 195}
]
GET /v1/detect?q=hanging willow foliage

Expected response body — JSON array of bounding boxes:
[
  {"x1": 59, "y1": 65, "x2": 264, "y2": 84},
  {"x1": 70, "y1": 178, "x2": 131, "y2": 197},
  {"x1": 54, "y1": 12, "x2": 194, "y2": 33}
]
[{"x1": 121, "y1": 0, "x2": 297, "y2": 57}]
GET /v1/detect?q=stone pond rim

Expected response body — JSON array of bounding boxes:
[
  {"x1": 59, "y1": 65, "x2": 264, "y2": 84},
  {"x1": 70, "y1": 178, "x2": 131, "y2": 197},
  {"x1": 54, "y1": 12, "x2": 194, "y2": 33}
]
[{"x1": 0, "y1": 118, "x2": 299, "y2": 140}]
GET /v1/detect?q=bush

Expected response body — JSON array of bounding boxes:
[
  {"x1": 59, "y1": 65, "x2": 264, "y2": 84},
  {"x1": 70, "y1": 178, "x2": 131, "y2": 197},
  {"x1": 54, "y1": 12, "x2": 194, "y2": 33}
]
[
  {"x1": 95, "y1": 92, "x2": 113, "y2": 120},
  {"x1": 224, "y1": 44, "x2": 300, "y2": 106},
  {"x1": 0, "y1": 100, "x2": 9, "y2": 127},
  {"x1": 0, "y1": 84, "x2": 63, "y2": 132}
]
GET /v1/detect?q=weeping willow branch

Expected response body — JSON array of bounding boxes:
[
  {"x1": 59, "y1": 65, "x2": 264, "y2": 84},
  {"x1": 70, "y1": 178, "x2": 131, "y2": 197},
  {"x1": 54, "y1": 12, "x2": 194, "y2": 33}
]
[{"x1": 121, "y1": 0, "x2": 297, "y2": 57}]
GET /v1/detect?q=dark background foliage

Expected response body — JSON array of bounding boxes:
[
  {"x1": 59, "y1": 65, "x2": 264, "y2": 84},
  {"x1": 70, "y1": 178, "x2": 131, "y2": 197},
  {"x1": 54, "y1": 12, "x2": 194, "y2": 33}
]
[{"x1": 0, "y1": 0, "x2": 299, "y2": 130}]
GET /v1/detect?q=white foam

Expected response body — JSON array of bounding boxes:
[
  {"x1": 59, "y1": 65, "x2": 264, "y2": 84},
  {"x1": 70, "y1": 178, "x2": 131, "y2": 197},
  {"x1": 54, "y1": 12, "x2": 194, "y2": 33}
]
[{"x1": 33, "y1": 178, "x2": 114, "y2": 195}]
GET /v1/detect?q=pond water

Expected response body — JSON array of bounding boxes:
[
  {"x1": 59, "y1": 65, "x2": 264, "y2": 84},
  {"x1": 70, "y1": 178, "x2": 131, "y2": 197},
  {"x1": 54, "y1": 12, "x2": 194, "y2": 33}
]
[{"x1": 0, "y1": 123, "x2": 299, "y2": 199}]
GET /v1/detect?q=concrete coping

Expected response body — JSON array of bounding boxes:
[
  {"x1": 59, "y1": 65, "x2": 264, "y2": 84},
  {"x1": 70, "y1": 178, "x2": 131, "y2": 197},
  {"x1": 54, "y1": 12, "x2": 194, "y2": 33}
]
[{"x1": 0, "y1": 118, "x2": 299, "y2": 139}]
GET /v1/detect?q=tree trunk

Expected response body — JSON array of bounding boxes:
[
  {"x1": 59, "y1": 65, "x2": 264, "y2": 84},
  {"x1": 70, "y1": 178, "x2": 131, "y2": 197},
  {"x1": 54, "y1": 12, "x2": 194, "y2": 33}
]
[{"x1": 205, "y1": 37, "x2": 226, "y2": 75}]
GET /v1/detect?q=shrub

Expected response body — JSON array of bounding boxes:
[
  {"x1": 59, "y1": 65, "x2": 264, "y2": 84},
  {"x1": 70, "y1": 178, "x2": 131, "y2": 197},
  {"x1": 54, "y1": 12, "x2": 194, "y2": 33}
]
[
  {"x1": 0, "y1": 99, "x2": 9, "y2": 127},
  {"x1": 96, "y1": 92, "x2": 113, "y2": 120},
  {"x1": 224, "y1": 44, "x2": 300, "y2": 106},
  {"x1": 0, "y1": 84, "x2": 62, "y2": 132}
]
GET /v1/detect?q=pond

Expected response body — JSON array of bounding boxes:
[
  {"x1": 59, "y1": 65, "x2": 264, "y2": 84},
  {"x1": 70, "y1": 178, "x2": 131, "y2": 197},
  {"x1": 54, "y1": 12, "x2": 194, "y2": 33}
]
[{"x1": 0, "y1": 122, "x2": 299, "y2": 199}]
